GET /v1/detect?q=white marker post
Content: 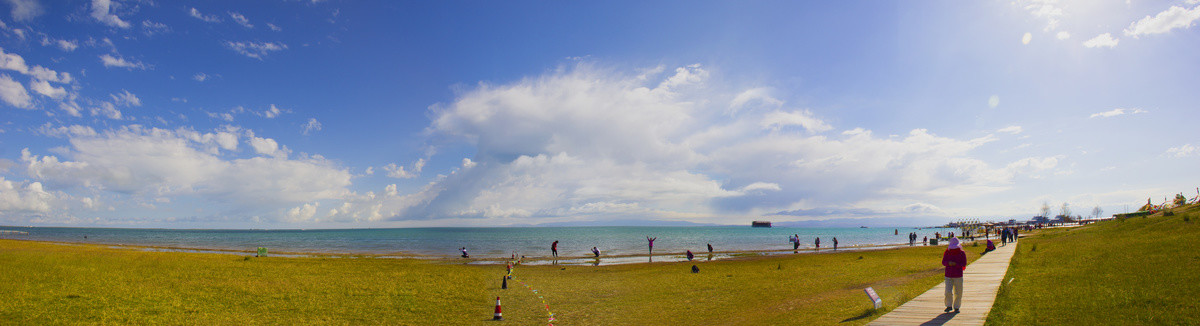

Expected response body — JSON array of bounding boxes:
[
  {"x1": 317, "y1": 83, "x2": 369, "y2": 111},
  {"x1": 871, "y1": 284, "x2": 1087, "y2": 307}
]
[{"x1": 864, "y1": 287, "x2": 882, "y2": 310}]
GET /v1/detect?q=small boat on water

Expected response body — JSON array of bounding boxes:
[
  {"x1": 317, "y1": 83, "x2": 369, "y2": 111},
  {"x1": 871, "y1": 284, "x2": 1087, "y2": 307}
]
[
  {"x1": 859, "y1": 226, "x2": 868, "y2": 228},
  {"x1": 751, "y1": 221, "x2": 772, "y2": 228}
]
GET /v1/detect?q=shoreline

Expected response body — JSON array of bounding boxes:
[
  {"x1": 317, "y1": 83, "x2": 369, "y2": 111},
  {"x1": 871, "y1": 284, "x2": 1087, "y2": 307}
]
[{"x1": 0, "y1": 236, "x2": 983, "y2": 266}]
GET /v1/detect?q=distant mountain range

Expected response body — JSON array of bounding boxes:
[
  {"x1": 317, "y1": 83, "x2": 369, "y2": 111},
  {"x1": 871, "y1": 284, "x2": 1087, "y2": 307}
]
[{"x1": 525, "y1": 216, "x2": 956, "y2": 228}]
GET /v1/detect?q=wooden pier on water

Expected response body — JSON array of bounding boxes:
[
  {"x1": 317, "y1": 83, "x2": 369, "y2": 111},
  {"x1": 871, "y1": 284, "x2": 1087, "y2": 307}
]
[{"x1": 868, "y1": 240, "x2": 1018, "y2": 326}]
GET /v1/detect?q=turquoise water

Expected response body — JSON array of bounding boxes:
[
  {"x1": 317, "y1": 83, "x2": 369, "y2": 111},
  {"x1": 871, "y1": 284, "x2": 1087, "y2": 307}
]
[{"x1": 0, "y1": 226, "x2": 958, "y2": 258}]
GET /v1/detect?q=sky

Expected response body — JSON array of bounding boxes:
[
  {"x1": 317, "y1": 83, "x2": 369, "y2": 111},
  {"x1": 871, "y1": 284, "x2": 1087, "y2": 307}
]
[{"x1": 0, "y1": 0, "x2": 1198, "y2": 229}]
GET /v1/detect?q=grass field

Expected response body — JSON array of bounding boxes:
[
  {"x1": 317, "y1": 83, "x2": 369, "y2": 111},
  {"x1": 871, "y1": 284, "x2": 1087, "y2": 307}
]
[
  {"x1": 987, "y1": 204, "x2": 1200, "y2": 325},
  {"x1": 0, "y1": 239, "x2": 979, "y2": 325}
]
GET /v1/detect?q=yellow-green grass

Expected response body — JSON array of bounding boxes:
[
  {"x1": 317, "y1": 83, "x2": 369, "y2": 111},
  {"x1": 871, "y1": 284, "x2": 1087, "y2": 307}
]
[
  {"x1": 0, "y1": 239, "x2": 978, "y2": 325},
  {"x1": 987, "y1": 204, "x2": 1200, "y2": 325}
]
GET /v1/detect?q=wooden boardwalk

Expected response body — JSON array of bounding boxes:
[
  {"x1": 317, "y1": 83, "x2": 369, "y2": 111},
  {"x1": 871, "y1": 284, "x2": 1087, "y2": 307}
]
[{"x1": 867, "y1": 241, "x2": 1017, "y2": 326}]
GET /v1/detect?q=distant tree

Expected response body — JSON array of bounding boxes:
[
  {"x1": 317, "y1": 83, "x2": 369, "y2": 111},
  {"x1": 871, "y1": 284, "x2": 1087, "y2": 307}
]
[
  {"x1": 1040, "y1": 202, "x2": 1051, "y2": 218},
  {"x1": 1059, "y1": 202, "x2": 1071, "y2": 218},
  {"x1": 1092, "y1": 205, "x2": 1103, "y2": 219}
]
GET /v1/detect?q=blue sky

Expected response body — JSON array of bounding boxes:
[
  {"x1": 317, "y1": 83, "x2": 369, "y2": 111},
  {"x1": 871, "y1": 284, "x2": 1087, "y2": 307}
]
[{"x1": 1, "y1": 0, "x2": 1198, "y2": 228}]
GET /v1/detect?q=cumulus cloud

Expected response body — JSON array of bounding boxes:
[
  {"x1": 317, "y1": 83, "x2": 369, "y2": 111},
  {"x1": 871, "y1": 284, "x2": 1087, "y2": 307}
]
[
  {"x1": 189, "y1": 8, "x2": 220, "y2": 23},
  {"x1": 302, "y1": 118, "x2": 321, "y2": 134},
  {"x1": 997, "y1": 125, "x2": 1023, "y2": 134},
  {"x1": 20, "y1": 126, "x2": 352, "y2": 215},
  {"x1": 99, "y1": 54, "x2": 147, "y2": 70},
  {"x1": 0, "y1": 177, "x2": 57, "y2": 212},
  {"x1": 319, "y1": 64, "x2": 1059, "y2": 224},
  {"x1": 141, "y1": 20, "x2": 169, "y2": 36},
  {"x1": 1083, "y1": 33, "x2": 1119, "y2": 48},
  {"x1": 55, "y1": 39, "x2": 78, "y2": 51},
  {"x1": 109, "y1": 90, "x2": 141, "y2": 107},
  {"x1": 193, "y1": 73, "x2": 208, "y2": 82},
  {"x1": 1020, "y1": 0, "x2": 1064, "y2": 31},
  {"x1": 266, "y1": 23, "x2": 282, "y2": 32},
  {"x1": 4, "y1": 0, "x2": 42, "y2": 22},
  {"x1": 1124, "y1": 5, "x2": 1200, "y2": 37},
  {"x1": 1, "y1": 47, "x2": 72, "y2": 82},
  {"x1": 1056, "y1": 31, "x2": 1071, "y2": 40},
  {"x1": 90, "y1": 0, "x2": 130, "y2": 28},
  {"x1": 229, "y1": 12, "x2": 253, "y2": 28},
  {"x1": 384, "y1": 159, "x2": 425, "y2": 179},
  {"x1": 1089, "y1": 108, "x2": 1146, "y2": 118},
  {"x1": 29, "y1": 79, "x2": 66, "y2": 99},
  {"x1": 1166, "y1": 144, "x2": 1198, "y2": 157},
  {"x1": 0, "y1": 73, "x2": 32, "y2": 108},
  {"x1": 225, "y1": 41, "x2": 287, "y2": 59}
]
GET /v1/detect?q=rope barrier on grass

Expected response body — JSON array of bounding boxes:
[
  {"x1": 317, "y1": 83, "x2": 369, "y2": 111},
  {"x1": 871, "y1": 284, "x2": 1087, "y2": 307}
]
[{"x1": 508, "y1": 260, "x2": 556, "y2": 325}]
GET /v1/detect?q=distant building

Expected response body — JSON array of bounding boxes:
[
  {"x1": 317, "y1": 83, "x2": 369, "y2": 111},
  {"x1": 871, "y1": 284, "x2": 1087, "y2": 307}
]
[
  {"x1": 1030, "y1": 216, "x2": 1050, "y2": 224},
  {"x1": 751, "y1": 221, "x2": 772, "y2": 228}
]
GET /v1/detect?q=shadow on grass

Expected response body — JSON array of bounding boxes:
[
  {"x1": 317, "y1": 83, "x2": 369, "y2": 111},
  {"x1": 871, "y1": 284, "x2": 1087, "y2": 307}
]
[{"x1": 840, "y1": 307, "x2": 885, "y2": 323}]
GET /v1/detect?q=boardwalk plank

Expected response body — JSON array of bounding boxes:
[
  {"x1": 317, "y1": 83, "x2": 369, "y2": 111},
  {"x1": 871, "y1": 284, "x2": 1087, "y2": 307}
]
[{"x1": 867, "y1": 241, "x2": 1017, "y2": 326}]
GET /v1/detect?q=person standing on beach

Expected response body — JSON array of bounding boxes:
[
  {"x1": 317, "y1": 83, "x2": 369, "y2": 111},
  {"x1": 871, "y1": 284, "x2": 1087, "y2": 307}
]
[
  {"x1": 942, "y1": 237, "x2": 967, "y2": 313},
  {"x1": 592, "y1": 247, "x2": 600, "y2": 257},
  {"x1": 707, "y1": 243, "x2": 713, "y2": 253},
  {"x1": 460, "y1": 247, "x2": 469, "y2": 258},
  {"x1": 833, "y1": 237, "x2": 838, "y2": 250},
  {"x1": 646, "y1": 236, "x2": 656, "y2": 255},
  {"x1": 551, "y1": 240, "x2": 559, "y2": 257},
  {"x1": 814, "y1": 237, "x2": 821, "y2": 250},
  {"x1": 686, "y1": 250, "x2": 694, "y2": 261},
  {"x1": 793, "y1": 235, "x2": 800, "y2": 251}
]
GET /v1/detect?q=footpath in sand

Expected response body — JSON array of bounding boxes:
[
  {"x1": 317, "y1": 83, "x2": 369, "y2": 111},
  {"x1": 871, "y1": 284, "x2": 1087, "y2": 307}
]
[{"x1": 868, "y1": 240, "x2": 1018, "y2": 326}]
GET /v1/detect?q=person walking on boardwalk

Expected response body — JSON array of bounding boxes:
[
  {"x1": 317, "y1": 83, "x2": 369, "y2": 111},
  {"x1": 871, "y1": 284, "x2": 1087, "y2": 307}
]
[
  {"x1": 942, "y1": 237, "x2": 967, "y2": 313},
  {"x1": 646, "y1": 236, "x2": 656, "y2": 255},
  {"x1": 551, "y1": 240, "x2": 559, "y2": 258}
]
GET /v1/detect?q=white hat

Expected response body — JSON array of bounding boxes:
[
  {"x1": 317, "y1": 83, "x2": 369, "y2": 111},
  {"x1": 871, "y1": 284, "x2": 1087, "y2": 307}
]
[{"x1": 948, "y1": 237, "x2": 961, "y2": 250}]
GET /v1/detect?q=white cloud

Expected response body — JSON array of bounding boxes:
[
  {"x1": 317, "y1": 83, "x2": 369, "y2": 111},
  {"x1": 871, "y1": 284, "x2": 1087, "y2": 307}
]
[
  {"x1": 1022, "y1": 32, "x2": 1032, "y2": 45},
  {"x1": 4, "y1": 0, "x2": 42, "y2": 22},
  {"x1": 267, "y1": 23, "x2": 282, "y2": 32},
  {"x1": 56, "y1": 39, "x2": 78, "y2": 51},
  {"x1": 1089, "y1": 108, "x2": 1146, "y2": 118},
  {"x1": 302, "y1": 118, "x2": 322, "y2": 134},
  {"x1": 333, "y1": 64, "x2": 1055, "y2": 223},
  {"x1": 193, "y1": 73, "x2": 208, "y2": 82},
  {"x1": 1020, "y1": 0, "x2": 1063, "y2": 31},
  {"x1": 0, "y1": 73, "x2": 32, "y2": 108},
  {"x1": 225, "y1": 41, "x2": 287, "y2": 59},
  {"x1": 141, "y1": 20, "x2": 169, "y2": 36},
  {"x1": 90, "y1": 0, "x2": 130, "y2": 28},
  {"x1": 29, "y1": 79, "x2": 66, "y2": 99},
  {"x1": 109, "y1": 90, "x2": 141, "y2": 107},
  {"x1": 229, "y1": 12, "x2": 253, "y2": 28},
  {"x1": 1166, "y1": 144, "x2": 1198, "y2": 157},
  {"x1": 997, "y1": 125, "x2": 1023, "y2": 134},
  {"x1": 760, "y1": 110, "x2": 833, "y2": 133},
  {"x1": 260, "y1": 104, "x2": 287, "y2": 118},
  {"x1": 286, "y1": 202, "x2": 319, "y2": 222},
  {"x1": 21, "y1": 126, "x2": 352, "y2": 212},
  {"x1": 1056, "y1": 31, "x2": 1071, "y2": 40},
  {"x1": 730, "y1": 87, "x2": 783, "y2": 113},
  {"x1": 0, "y1": 177, "x2": 57, "y2": 213},
  {"x1": 249, "y1": 135, "x2": 287, "y2": 158},
  {"x1": 36, "y1": 124, "x2": 97, "y2": 138},
  {"x1": 99, "y1": 54, "x2": 147, "y2": 70},
  {"x1": 1124, "y1": 5, "x2": 1200, "y2": 37},
  {"x1": 384, "y1": 159, "x2": 425, "y2": 179},
  {"x1": 90, "y1": 102, "x2": 121, "y2": 119},
  {"x1": 189, "y1": 8, "x2": 220, "y2": 23},
  {"x1": 0, "y1": 47, "x2": 72, "y2": 83},
  {"x1": 988, "y1": 95, "x2": 1000, "y2": 108},
  {"x1": 1083, "y1": 33, "x2": 1119, "y2": 48}
]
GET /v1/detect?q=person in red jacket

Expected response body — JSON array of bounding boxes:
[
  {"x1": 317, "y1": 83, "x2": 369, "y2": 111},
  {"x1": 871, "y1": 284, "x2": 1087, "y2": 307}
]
[{"x1": 942, "y1": 237, "x2": 967, "y2": 313}]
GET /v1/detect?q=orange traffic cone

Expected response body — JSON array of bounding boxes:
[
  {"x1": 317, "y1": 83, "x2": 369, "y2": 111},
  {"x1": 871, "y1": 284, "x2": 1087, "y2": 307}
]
[{"x1": 492, "y1": 296, "x2": 504, "y2": 321}]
